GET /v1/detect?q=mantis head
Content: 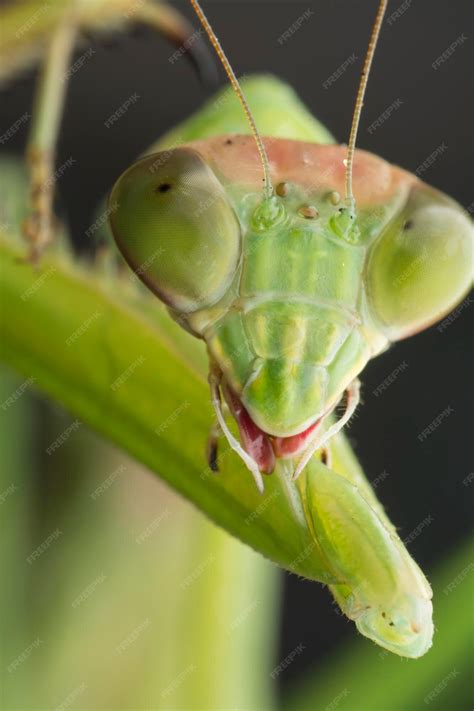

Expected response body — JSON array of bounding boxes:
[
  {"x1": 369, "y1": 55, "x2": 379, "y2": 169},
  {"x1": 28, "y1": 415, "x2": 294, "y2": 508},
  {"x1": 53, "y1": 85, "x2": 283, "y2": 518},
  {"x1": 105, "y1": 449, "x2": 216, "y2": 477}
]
[{"x1": 109, "y1": 140, "x2": 472, "y2": 470}]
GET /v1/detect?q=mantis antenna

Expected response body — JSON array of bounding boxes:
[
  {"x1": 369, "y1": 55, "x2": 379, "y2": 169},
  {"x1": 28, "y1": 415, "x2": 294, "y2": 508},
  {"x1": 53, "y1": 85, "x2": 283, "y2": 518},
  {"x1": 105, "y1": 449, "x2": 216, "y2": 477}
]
[
  {"x1": 345, "y1": 0, "x2": 388, "y2": 209},
  {"x1": 188, "y1": 0, "x2": 274, "y2": 200}
]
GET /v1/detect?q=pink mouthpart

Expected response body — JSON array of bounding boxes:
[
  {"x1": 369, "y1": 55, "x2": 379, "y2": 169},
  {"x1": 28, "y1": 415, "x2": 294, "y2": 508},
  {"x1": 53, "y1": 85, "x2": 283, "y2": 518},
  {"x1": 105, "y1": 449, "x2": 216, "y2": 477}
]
[{"x1": 223, "y1": 387, "x2": 321, "y2": 474}]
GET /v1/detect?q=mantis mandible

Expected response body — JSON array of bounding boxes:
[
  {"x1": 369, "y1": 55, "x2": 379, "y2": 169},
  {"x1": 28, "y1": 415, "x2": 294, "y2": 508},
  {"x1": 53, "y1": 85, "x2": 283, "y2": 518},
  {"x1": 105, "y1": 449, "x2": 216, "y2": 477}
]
[{"x1": 10, "y1": 0, "x2": 473, "y2": 658}]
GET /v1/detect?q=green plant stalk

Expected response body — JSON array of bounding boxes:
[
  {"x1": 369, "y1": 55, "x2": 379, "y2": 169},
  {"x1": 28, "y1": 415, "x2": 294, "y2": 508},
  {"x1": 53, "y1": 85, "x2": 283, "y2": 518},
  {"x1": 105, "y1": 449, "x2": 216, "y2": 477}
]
[{"x1": 172, "y1": 519, "x2": 280, "y2": 711}]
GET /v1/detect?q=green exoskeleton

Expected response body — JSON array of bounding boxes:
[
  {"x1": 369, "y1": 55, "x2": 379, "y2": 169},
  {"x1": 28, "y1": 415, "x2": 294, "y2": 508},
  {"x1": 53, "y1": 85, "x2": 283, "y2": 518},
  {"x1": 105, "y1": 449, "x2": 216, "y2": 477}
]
[{"x1": 9, "y1": 0, "x2": 472, "y2": 658}]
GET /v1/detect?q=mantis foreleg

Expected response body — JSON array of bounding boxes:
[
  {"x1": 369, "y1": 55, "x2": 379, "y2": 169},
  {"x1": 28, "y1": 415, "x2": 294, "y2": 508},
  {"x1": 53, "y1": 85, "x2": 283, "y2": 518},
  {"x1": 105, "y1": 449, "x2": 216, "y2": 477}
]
[{"x1": 23, "y1": 13, "x2": 77, "y2": 261}]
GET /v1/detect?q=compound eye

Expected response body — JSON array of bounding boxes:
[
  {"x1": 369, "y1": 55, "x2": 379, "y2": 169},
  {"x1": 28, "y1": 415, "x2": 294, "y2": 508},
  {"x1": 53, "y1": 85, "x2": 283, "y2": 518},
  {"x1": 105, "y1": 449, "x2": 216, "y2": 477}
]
[
  {"x1": 367, "y1": 186, "x2": 473, "y2": 339},
  {"x1": 109, "y1": 148, "x2": 241, "y2": 313}
]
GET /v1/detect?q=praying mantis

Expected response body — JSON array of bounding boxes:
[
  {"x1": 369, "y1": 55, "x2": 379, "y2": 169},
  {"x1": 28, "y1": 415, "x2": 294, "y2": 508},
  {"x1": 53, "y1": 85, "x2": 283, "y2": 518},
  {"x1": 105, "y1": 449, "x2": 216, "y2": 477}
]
[{"x1": 2, "y1": 0, "x2": 472, "y2": 658}]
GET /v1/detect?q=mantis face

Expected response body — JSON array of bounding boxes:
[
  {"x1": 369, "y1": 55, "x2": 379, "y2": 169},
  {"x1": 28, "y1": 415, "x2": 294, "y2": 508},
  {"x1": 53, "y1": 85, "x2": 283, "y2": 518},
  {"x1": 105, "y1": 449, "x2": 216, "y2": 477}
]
[{"x1": 109, "y1": 137, "x2": 472, "y2": 479}]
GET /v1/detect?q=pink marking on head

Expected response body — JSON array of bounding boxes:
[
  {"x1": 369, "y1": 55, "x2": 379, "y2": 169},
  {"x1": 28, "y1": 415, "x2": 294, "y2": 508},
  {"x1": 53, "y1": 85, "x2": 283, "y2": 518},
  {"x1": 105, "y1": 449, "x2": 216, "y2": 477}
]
[{"x1": 186, "y1": 135, "x2": 418, "y2": 209}]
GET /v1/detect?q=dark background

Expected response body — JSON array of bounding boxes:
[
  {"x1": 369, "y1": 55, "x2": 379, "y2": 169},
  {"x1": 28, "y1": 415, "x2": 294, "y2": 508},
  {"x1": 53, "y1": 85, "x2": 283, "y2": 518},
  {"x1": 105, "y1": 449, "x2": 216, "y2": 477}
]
[{"x1": 1, "y1": 0, "x2": 472, "y2": 696}]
